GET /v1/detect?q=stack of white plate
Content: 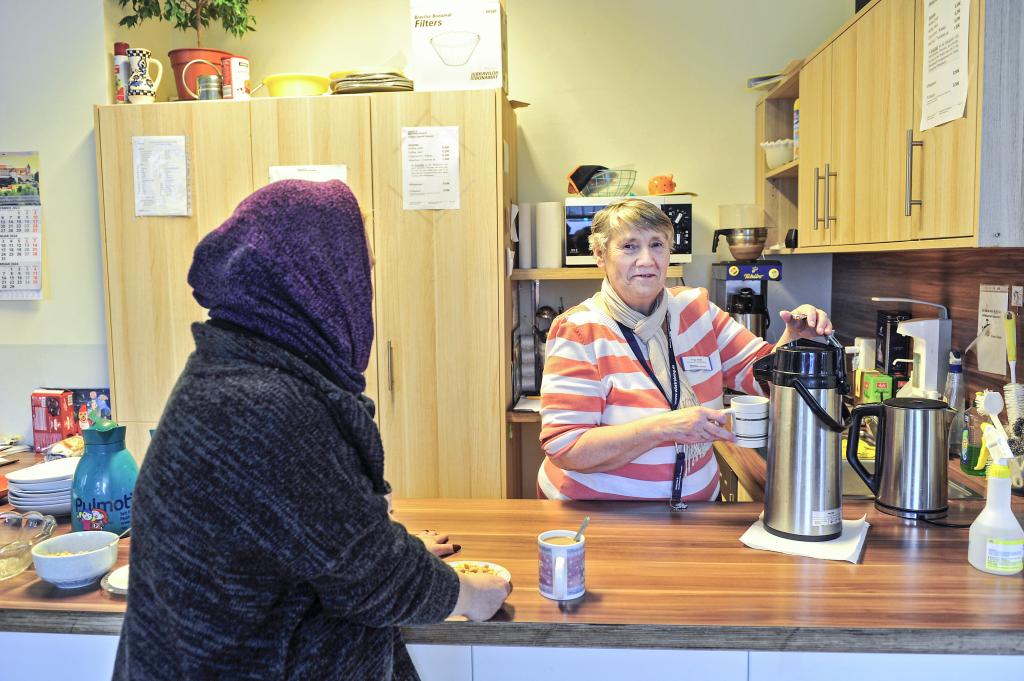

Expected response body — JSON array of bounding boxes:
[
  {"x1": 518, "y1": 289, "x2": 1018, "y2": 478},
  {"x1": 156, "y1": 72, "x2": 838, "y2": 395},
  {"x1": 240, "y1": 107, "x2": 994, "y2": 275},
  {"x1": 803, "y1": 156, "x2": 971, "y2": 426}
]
[
  {"x1": 5, "y1": 457, "x2": 78, "y2": 516},
  {"x1": 330, "y1": 71, "x2": 414, "y2": 94}
]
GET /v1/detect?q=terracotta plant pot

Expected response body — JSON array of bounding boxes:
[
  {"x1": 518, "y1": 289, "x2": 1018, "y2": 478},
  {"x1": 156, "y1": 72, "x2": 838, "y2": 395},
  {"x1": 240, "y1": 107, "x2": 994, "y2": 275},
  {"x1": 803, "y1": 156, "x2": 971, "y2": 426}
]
[{"x1": 168, "y1": 47, "x2": 234, "y2": 100}]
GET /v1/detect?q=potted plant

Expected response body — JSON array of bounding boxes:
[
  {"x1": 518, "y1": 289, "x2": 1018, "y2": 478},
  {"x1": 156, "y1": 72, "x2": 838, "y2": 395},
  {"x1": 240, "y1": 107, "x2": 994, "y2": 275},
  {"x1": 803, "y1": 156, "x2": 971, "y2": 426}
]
[{"x1": 117, "y1": 0, "x2": 258, "y2": 100}]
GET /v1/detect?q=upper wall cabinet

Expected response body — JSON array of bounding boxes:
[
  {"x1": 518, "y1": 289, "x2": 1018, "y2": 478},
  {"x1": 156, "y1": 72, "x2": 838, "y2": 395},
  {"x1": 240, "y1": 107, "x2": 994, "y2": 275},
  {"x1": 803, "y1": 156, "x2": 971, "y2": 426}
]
[
  {"x1": 763, "y1": 0, "x2": 1024, "y2": 252},
  {"x1": 910, "y1": 0, "x2": 981, "y2": 240}
]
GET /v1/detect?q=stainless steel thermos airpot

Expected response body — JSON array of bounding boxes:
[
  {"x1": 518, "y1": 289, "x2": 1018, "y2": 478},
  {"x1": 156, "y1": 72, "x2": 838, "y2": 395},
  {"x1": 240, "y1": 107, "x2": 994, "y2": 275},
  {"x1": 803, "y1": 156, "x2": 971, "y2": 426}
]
[{"x1": 754, "y1": 338, "x2": 850, "y2": 541}]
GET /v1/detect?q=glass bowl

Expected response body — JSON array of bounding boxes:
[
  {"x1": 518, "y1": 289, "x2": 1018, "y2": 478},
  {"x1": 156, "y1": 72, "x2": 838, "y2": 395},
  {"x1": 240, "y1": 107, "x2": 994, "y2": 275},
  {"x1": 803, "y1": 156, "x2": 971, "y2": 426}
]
[{"x1": 0, "y1": 510, "x2": 57, "y2": 581}]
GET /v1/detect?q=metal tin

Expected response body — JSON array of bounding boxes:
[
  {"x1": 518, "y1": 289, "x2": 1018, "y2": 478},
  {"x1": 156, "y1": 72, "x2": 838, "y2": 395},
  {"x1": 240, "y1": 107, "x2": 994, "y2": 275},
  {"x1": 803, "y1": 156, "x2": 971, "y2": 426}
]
[{"x1": 197, "y1": 74, "x2": 222, "y2": 100}]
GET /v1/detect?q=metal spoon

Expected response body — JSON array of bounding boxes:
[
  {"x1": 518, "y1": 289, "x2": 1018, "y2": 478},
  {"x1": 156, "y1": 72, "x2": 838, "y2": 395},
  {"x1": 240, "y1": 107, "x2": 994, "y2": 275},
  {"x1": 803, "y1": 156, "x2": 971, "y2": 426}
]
[{"x1": 573, "y1": 516, "x2": 590, "y2": 543}]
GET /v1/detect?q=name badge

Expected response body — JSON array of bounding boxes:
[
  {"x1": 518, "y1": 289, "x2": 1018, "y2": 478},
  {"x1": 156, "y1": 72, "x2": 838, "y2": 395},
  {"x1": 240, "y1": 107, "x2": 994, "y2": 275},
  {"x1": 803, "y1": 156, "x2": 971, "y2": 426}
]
[{"x1": 682, "y1": 356, "x2": 713, "y2": 372}]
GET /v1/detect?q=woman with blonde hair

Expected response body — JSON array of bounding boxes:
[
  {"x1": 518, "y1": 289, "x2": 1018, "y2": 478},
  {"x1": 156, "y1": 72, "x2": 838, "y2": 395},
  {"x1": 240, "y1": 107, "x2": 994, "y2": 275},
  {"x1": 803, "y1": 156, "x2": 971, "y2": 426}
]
[{"x1": 538, "y1": 198, "x2": 832, "y2": 504}]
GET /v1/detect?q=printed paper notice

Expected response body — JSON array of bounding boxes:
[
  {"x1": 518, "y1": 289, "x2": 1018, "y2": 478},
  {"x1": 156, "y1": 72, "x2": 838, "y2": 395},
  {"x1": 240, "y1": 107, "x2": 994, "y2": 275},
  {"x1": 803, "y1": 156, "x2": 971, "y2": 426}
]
[
  {"x1": 977, "y1": 284, "x2": 1008, "y2": 376},
  {"x1": 269, "y1": 165, "x2": 348, "y2": 184},
  {"x1": 402, "y1": 126, "x2": 460, "y2": 210},
  {"x1": 920, "y1": 0, "x2": 971, "y2": 131},
  {"x1": 0, "y1": 151, "x2": 43, "y2": 301},
  {"x1": 132, "y1": 136, "x2": 189, "y2": 217}
]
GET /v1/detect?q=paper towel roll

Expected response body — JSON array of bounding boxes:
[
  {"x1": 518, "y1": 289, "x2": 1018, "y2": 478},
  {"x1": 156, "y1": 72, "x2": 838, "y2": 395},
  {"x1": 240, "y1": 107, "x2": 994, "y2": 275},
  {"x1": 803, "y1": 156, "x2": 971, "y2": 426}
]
[
  {"x1": 518, "y1": 203, "x2": 534, "y2": 268},
  {"x1": 535, "y1": 201, "x2": 564, "y2": 269}
]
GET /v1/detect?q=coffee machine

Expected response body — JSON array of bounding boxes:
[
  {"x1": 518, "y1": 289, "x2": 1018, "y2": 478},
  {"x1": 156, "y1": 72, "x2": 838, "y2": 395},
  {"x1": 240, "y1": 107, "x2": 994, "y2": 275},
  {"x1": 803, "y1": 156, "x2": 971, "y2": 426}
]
[
  {"x1": 711, "y1": 261, "x2": 783, "y2": 341},
  {"x1": 710, "y1": 204, "x2": 781, "y2": 341}
]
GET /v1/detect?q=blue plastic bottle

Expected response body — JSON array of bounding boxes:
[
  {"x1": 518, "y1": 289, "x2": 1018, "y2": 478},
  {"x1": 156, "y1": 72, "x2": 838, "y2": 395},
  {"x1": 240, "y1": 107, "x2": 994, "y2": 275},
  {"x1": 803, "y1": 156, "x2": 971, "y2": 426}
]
[{"x1": 71, "y1": 418, "x2": 139, "y2": 533}]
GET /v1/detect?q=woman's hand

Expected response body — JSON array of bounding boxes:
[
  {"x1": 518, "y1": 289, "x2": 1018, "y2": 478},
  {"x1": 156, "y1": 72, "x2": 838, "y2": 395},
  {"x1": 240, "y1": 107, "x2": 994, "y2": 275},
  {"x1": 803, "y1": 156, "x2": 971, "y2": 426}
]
[
  {"x1": 657, "y1": 406, "x2": 735, "y2": 444},
  {"x1": 779, "y1": 304, "x2": 833, "y2": 342},
  {"x1": 414, "y1": 529, "x2": 461, "y2": 557},
  {"x1": 451, "y1": 572, "x2": 512, "y2": 621}
]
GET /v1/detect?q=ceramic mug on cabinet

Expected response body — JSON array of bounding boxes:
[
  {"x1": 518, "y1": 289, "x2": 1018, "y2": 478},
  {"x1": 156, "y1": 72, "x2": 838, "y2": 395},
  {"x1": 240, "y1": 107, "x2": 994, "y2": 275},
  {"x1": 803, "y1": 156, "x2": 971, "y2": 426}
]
[{"x1": 538, "y1": 530, "x2": 585, "y2": 600}]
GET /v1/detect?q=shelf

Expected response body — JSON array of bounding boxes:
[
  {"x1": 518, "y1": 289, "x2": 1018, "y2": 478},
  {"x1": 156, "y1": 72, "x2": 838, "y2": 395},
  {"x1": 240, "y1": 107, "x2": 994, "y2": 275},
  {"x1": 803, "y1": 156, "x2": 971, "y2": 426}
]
[
  {"x1": 765, "y1": 159, "x2": 799, "y2": 179},
  {"x1": 507, "y1": 410, "x2": 541, "y2": 423},
  {"x1": 512, "y1": 265, "x2": 685, "y2": 281}
]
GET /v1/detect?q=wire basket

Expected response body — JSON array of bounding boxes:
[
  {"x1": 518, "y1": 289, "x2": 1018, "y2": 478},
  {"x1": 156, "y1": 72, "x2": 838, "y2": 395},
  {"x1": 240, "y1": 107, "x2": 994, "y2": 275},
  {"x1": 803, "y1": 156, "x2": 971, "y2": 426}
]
[{"x1": 580, "y1": 169, "x2": 637, "y2": 197}]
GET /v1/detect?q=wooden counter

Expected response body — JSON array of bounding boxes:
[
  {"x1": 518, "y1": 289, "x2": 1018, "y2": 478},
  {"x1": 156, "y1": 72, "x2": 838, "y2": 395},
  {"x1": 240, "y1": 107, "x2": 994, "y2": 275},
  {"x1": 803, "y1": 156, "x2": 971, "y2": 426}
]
[{"x1": 1, "y1": 498, "x2": 1022, "y2": 655}]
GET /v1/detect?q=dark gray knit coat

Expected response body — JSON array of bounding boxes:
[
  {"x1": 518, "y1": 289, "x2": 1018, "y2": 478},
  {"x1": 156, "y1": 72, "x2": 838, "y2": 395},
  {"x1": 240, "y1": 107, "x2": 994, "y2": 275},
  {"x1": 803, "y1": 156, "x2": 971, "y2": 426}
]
[{"x1": 113, "y1": 321, "x2": 460, "y2": 680}]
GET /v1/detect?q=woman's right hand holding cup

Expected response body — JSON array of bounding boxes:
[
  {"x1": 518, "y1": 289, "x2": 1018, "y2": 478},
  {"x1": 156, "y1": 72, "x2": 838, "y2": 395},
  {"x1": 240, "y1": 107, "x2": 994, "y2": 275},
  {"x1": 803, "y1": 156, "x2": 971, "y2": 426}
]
[{"x1": 657, "y1": 406, "x2": 735, "y2": 444}]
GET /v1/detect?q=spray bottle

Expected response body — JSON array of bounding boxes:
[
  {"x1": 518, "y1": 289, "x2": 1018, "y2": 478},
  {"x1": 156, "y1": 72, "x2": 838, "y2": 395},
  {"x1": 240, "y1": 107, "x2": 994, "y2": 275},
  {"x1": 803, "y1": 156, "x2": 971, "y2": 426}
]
[{"x1": 968, "y1": 392, "x2": 1024, "y2": 576}]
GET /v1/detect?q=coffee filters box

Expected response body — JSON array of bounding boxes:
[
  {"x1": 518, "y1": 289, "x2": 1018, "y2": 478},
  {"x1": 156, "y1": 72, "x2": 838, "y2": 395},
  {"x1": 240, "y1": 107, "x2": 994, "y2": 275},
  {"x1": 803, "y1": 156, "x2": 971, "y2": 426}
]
[{"x1": 410, "y1": 0, "x2": 507, "y2": 92}]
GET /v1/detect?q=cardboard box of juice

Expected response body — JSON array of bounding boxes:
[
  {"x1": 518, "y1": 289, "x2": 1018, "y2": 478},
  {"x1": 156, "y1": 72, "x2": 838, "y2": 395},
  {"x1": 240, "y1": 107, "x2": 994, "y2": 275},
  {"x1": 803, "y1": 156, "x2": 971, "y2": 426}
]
[
  {"x1": 410, "y1": 0, "x2": 507, "y2": 92},
  {"x1": 861, "y1": 372, "x2": 893, "y2": 404},
  {"x1": 30, "y1": 389, "x2": 77, "y2": 452}
]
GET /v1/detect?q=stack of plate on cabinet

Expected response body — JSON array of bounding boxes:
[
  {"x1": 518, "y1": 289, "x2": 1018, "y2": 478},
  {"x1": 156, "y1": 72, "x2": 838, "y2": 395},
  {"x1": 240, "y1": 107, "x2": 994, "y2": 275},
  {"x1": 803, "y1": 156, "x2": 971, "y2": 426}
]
[
  {"x1": 5, "y1": 457, "x2": 78, "y2": 516},
  {"x1": 330, "y1": 70, "x2": 414, "y2": 94}
]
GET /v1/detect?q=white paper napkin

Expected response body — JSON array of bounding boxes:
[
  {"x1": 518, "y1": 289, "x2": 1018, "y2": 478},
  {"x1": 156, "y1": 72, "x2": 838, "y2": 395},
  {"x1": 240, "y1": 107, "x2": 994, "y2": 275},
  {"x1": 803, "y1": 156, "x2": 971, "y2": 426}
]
[{"x1": 740, "y1": 514, "x2": 870, "y2": 563}]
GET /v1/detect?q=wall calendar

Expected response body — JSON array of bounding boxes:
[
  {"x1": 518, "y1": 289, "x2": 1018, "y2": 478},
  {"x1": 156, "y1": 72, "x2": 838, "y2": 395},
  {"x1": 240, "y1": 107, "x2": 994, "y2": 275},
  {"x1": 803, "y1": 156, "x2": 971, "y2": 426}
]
[{"x1": 0, "y1": 151, "x2": 43, "y2": 301}]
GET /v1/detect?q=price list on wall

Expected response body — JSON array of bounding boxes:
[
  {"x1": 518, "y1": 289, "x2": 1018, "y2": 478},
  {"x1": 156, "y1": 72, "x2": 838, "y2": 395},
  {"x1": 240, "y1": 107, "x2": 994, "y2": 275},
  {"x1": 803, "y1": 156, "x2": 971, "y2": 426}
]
[{"x1": 0, "y1": 151, "x2": 43, "y2": 300}]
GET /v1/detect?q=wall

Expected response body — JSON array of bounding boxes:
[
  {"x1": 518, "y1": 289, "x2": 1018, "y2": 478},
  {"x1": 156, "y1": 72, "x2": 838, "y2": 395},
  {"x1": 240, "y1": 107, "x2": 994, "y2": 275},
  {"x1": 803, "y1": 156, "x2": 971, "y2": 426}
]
[
  {"x1": 105, "y1": 0, "x2": 850, "y2": 329},
  {"x1": 832, "y1": 249, "x2": 1024, "y2": 397},
  {"x1": 0, "y1": 2, "x2": 852, "y2": 443},
  {"x1": 0, "y1": 0, "x2": 111, "y2": 442}
]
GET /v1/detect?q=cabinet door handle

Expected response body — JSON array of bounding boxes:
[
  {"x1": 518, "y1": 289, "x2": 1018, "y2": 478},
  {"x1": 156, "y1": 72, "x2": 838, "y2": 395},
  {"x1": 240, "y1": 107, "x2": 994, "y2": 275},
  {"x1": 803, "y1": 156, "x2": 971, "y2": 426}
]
[
  {"x1": 387, "y1": 340, "x2": 394, "y2": 393},
  {"x1": 813, "y1": 167, "x2": 824, "y2": 230},
  {"x1": 905, "y1": 129, "x2": 924, "y2": 216},
  {"x1": 825, "y1": 163, "x2": 837, "y2": 230}
]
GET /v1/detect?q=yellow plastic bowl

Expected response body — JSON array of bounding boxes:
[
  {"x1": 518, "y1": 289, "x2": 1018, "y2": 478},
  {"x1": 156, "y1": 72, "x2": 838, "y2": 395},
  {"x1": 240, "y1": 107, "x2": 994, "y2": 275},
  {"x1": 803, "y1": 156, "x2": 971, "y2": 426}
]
[{"x1": 261, "y1": 73, "x2": 330, "y2": 98}]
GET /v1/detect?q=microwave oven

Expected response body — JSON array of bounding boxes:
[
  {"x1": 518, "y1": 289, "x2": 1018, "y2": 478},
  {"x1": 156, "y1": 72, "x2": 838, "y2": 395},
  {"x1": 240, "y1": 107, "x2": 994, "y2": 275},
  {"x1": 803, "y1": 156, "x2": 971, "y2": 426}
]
[{"x1": 563, "y1": 195, "x2": 693, "y2": 266}]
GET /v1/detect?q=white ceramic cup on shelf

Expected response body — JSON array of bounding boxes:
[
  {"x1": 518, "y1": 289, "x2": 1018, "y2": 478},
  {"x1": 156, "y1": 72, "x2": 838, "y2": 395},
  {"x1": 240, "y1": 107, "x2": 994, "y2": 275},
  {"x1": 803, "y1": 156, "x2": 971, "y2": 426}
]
[
  {"x1": 538, "y1": 529, "x2": 585, "y2": 601},
  {"x1": 729, "y1": 395, "x2": 769, "y2": 448}
]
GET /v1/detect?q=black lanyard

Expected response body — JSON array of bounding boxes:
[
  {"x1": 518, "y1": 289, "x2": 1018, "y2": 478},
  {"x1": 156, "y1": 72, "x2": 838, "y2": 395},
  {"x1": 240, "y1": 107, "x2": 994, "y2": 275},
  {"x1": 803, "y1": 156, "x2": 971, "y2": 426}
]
[
  {"x1": 616, "y1": 320, "x2": 689, "y2": 510},
  {"x1": 615, "y1": 321, "x2": 680, "y2": 410}
]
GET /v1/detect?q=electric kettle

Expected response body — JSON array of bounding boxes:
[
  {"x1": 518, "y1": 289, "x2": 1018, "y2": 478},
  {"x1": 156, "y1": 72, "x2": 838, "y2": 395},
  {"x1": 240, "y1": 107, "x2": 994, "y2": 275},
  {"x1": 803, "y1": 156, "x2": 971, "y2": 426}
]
[
  {"x1": 846, "y1": 397, "x2": 955, "y2": 519},
  {"x1": 753, "y1": 337, "x2": 850, "y2": 541}
]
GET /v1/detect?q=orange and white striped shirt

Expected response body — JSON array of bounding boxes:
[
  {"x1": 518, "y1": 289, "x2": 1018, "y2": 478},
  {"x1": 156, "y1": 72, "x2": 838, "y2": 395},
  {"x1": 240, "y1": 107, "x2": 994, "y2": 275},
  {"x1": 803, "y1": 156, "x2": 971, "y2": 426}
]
[{"x1": 538, "y1": 286, "x2": 772, "y2": 501}]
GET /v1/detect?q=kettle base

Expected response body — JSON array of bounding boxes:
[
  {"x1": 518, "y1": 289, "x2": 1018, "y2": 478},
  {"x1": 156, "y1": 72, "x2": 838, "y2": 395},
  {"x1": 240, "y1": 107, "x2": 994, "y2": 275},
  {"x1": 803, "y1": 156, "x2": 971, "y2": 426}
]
[
  {"x1": 874, "y1": 500, "x2": 948, "y2": 520},
  {"x1": 764, "y1": 524, "x2": 841, "y2": 542}
]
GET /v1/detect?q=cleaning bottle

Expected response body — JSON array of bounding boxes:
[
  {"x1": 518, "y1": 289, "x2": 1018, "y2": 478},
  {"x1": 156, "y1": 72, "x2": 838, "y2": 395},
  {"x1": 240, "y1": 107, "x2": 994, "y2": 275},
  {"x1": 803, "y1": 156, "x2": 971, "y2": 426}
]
[
  {"x1": 71, "y1": 416, "x2": 139, "y2": 534},
  {"x1": 961, "y1": 392, "x2": 986, "y2": 476},
  {"x1": 968, "y1": 423, "x2": 1024, "y2": 575},
  {"x1": 942, "y1": 351, "x2": 965, "y2": 459}
]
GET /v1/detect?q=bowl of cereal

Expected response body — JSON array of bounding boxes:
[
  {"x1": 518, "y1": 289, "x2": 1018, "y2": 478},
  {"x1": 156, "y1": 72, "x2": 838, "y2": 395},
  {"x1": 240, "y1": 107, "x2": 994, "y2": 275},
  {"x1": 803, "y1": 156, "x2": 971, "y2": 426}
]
[
  {"x1": 448, "y1": 561, "x2": 511, "y2": 583},
  {"x1": 0, "y1": 511, "x2": 57, "y2": 581},
  {"x1": 31, "y1": 531, "x2": 118, "y2": 588}
]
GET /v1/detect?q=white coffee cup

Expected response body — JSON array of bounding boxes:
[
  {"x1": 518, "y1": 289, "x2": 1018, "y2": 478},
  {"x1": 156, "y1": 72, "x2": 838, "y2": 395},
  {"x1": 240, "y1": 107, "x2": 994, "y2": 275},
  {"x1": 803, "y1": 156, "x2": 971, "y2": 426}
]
[
  {"x1": 538, "y1": 530, "x2": 585, "y2": 600},
  {"x1": 729, "y1": 395, "x2": 769, "y2": 448}
]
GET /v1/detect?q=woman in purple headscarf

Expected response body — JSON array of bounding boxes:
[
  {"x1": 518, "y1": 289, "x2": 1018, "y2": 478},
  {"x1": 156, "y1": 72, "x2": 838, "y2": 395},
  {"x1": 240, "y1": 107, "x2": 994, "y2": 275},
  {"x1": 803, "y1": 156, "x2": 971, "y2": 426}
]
[{"x1": 114, "y1": 180, "x2": 510, "y2": 681}]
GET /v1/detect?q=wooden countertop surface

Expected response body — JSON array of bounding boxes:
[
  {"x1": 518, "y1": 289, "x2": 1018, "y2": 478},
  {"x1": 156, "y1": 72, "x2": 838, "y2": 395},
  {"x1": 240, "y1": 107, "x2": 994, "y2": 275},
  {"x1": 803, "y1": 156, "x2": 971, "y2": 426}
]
[{"x1": 1, "y1": 496, "x2": 1022, "y2": 654}]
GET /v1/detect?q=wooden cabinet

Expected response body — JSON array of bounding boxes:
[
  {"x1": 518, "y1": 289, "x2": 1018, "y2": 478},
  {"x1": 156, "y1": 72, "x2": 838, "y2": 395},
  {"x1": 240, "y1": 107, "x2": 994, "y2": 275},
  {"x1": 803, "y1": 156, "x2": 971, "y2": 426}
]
[
  {"x1": 797, "y1": 49, "x2": 831, "y2": 248},
  {"x1": 796, "y1": 0, "x2": 914, "y2": 248},
  {"x1": 843, "y1": 0, "x2": 916, "y2": 244},
  {"x1": 94, "y1": 101, "x2": 254, "y2": 462},
  {"x1": 768, "y1": 0, "x2": 1024, "y2": 252},
  {"x1": 911, "y1": 0, "x2": 981, "y2": 240},
  {"x1": 94, "y1": 91, "x2": 516, "y2": 498},
  {"x1": 370, "y1": 91, "x2": 513, "y2": 498}
]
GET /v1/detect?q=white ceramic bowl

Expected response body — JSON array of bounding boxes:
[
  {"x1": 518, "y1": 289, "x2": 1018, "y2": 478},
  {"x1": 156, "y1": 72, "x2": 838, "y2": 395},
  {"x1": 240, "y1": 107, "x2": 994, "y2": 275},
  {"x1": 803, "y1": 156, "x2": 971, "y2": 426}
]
[
  {"x1": 760, "y1": 139, "x2": 795, "y2": 170},
  {"x1": 31, "y1": 531, "x2": 118, "y2": 589}
]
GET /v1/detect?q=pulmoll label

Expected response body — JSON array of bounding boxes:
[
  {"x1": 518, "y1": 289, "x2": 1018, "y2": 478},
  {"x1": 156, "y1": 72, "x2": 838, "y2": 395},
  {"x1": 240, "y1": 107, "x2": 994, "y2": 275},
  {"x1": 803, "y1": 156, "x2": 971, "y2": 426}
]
[{"x1": 812, "y1": 508, "x2": 841, "y2": 527}]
